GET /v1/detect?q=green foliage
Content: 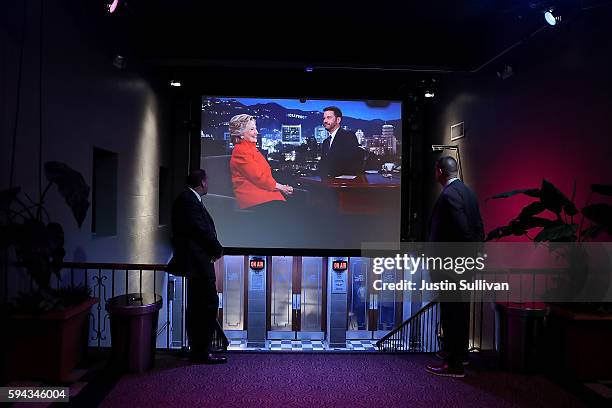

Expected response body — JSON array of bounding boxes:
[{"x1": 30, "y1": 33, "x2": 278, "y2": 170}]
[
  {"x1": 488, "y1": 188, "x2": 541, "y2": 200},
  {"x1": 486, "y1": 180, "x2": 612, "y2": 243},
  {"x1": 488, "y1": 181, "x2": 612, "y2": 305},
  {"x1": 533, "y1": 224, "x2": 578, "y2": 242},
  {"x1": 13, "y1": 286, "x2": 92, "y2": 314},
  {"x1": 1, "y1": 162, "x2": 90, "y2": 310},
  {"x1": 591, "y1": 184, "x2": 612, "y2": 196}
]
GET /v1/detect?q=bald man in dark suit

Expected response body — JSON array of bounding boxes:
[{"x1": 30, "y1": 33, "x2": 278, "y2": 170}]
[{"x1": 426, "y1": 156, "x2": 484, "y2": 378}]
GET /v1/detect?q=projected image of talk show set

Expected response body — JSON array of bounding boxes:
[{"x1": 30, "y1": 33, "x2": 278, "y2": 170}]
[
  {"x1": 3, "y1": 1, "x2": 612, "y2": 407},
  {"x1": 200, "y1": 97, "x2": 402, "y2": 249}
]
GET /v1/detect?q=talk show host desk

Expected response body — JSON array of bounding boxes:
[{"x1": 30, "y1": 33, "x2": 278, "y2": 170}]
[{"x1": 297, "y1": 174, "x2": 400, "y2": 215}]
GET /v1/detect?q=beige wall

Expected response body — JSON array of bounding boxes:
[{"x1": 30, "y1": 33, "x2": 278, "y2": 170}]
[{"x1": 1, "y1": 0, "x2": 177, "y2": 299}]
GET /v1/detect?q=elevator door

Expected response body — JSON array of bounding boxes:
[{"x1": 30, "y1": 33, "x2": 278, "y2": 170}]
[
  {"x1": 347, "y1": 257, "x2": 403, "y2": 339},
  {"x1": 268, "y1": 256, "x2": 294, "y2": 339},
  {"x1": 347, "y1": 258, "x2": 370, "y2": 339},
  {"x1": 268, "y1": 256, "x2": 325, "y2": 340},
  {"x1": 221, "y1": 256, "x2": 245, "y2": 332},
  {"x1": 298, "y1": 257, "x2": 324, "y2": 339}
]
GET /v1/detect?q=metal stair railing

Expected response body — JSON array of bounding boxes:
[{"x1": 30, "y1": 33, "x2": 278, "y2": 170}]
[{"x1": 376, "y1": 301, "x2": 440, "y2": 352}]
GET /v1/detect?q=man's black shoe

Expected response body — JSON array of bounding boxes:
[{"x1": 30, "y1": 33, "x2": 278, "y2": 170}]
[
  {"x1": 425, "y1": 362, "x2": 465, "y2": 378},
  {"x1": 190, "y1": 353, "x2": 227, "y2": 364},
  {"x1": 434, "y1": 351, "x2": 469, "y2": 366},
  {"x1": 434, "y1": 350, "x2": 449, "y2": 360}
]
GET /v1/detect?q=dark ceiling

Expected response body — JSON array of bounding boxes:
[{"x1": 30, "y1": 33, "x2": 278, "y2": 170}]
[
  {"x1": 55, "y1": 0, "x2": 604, "y2": 97},
  {"x1": 75, "y1": 0, "x2": 585, "y2": 70}
]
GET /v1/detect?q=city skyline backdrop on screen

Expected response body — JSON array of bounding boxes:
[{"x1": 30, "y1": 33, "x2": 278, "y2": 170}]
[
  {"x1": 199, "y1": 96, "x2": 403, "y2": 249},
  {"x1": 201, "y1": 97, "x2": 403, "y2": 169},
  {"x1": 227, "y1": 97, "x2": 402, "y2": 120}
]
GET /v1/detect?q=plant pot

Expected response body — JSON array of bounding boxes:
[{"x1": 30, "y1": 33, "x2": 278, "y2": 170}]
[
  {"x1": 546, "y1": 304, "x2": 612, "y2": 380},
  {"x1": 496, "y1": 302, "x2": 549, "y2": 373},
  {"x1": 4, "y1": 297, "x2": 98, "y2": 381},
  {"x1": 106, "y1": 293, "x2": 162, "y2": 373}
]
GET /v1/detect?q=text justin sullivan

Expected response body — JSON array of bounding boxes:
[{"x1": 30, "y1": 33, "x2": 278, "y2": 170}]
[{"x1": 373, "y1": 279, "x2": 509, "y2": 291}]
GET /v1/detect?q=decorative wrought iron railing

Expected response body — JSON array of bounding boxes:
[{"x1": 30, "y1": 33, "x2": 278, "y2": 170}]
[
  {"x1": 6, "y1": 261, "x2": 560, "y2": 353},
  {"x1": 49, "y1": 262, "x2": 228, "y2": 351}
]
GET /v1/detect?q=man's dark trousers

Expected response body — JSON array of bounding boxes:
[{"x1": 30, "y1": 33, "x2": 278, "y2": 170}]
[{"x1": 187, "y1": 274, "x2": 219, "y2": 355}]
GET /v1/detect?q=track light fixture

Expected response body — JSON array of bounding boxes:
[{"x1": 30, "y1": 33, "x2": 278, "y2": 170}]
[
  {"x1": 106, "y1": 0, "x2": 120, "y2": 14},
  {"x1": 112, "y1": 55, "x2": 126, "y2": 70},
  {"x1": 544, "y1": 7, "x2": 561, "y2": 26}
]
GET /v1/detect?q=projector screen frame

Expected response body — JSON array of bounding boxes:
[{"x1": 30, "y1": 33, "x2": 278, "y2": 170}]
[{"x1": 186, "y1": 92, "x2": 419, "y2": 256}]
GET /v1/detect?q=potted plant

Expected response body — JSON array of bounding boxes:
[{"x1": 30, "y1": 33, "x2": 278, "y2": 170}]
[
  {"x1": 486, "y1": 179, "x2": 612, "y2": 379},
  {"x1": 0, "y1": 161, "x2": 97, "y2": 381}
]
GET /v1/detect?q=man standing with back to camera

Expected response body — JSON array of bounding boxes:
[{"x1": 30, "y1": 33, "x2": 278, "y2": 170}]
[
  {"x1": 168, "y1": 169, "x2": 226, "y2": 364},
  {"x1": 319, "y1": 106, "x2": 363, "y2": 176},
  {"x1": 426, "y1": 156, "x2": 484, "y2": 378}
]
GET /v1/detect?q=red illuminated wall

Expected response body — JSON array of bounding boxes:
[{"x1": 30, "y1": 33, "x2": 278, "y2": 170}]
[{"x1": 424, "y1": 8, "x2": 612, "y2": 242}]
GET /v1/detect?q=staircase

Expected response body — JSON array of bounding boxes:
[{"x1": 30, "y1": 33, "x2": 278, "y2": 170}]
[{"x1": 376, "y1": 302, "x2": 440, "y2": 352}]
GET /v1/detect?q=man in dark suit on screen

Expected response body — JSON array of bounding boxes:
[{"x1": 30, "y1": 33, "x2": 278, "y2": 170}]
[
  {"x1": 426, "y1": 156, "x2": 484, "y2": 377},
  {"x1": 168, "y1": 169, "x2": 226, "y2": 364},
  {"x1": 319, "y1": 106, "x2": 363, "y2": 177}
]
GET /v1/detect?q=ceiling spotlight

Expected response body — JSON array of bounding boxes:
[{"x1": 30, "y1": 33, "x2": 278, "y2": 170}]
[
  {"x1": 106, "y1": 0, "x2": 120, "y2": 14},
  {"x1": 170, "y1": 80, "x2": 182, "y2": 87},
  {"x1": 112, "y1": 55, "x2": 126, "y2": 70},
  {"x1": 305, "y1": 66, "x2": 314, "y2": 73},
  {"x1": 544, "y1": 8, "x2": 561, "y2": 26},
  {"x1": 424, "y1": 91, "x2": 435, "y2": 98}
]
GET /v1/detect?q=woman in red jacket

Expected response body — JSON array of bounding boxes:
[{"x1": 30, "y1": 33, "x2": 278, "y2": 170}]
[{"x1": 229, "y1": 114, "x2": 293, "y2": 210}]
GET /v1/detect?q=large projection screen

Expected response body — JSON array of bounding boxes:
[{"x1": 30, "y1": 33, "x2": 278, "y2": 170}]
[{"x1": 200, "y1": 96, "x2": 402, "y2": 250}]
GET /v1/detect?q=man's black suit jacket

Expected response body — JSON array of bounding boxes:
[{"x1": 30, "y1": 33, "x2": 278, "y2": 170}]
[
  {"x1": 429, "y1": 179, "x2": 484, "y2": 243},
  {"x1": 168, "y1": 190, "x2": 223, "y2": 278},
  {"x1": 319, "y1": 128, "x2": 362, "y2": 176}
]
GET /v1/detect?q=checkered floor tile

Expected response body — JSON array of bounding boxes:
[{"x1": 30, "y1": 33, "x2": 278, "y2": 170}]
[
  {"x1": 227, "y1": 340, "x2": 249, "y2": 351},
  {"x1": 268, "y1": 340, "x2": 327, "y2": 351},
  {"x1": 225, "y1": 339, "x2": 379, "y2": 352},
  {"x1": 346, "y1": 340, "x2": 378, "y2": 351}
]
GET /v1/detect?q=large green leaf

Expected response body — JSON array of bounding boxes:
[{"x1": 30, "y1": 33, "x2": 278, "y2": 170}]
[
  {"x1": 44, "y1": 162, "x2": 90, "y2": 228},
  {"x1": 487, "y1": 188, "x2": 540, "y2": 201},
  {"x1": 485, "y1": 226, "x2": 513, "y2": 241},
  {"x1": 591, "y1": 184, "x2": 612, "y2": 196},
  {"x1": 519, "y1": 216, "x2": 558, "y2": 230},
  {"x1": 582, "y1": 203, "x2": 612, "y2": 234},
  {"x1": 540, "y1": 179, "x2": 578, "y2": 216},
  {"x1": 581, "y1": 225, "x2": 603, "y2": 240},
  {"x1": 534, "y1": 223, "x2": 578, "y2": 242},
  {"x1": 507, "y1": 215, "x2": 558, "y2": 236},
  {"x1": 46, "y1": 222, "x2": 66, "y2": 281},
  {"x1": 509, "y1": 219, "x2": 526, "y2": 236},
  {"x1": 14, "y1": 219, "x2": 53, "y2": 291},
  {"x1": 517, "y1": 202, "x2": 546, "y2": 220}
]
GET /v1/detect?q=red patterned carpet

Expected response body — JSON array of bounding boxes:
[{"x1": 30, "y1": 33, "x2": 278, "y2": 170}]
[{"x1": 98, "y1": 353, "x2": 586, "y2": 407}]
